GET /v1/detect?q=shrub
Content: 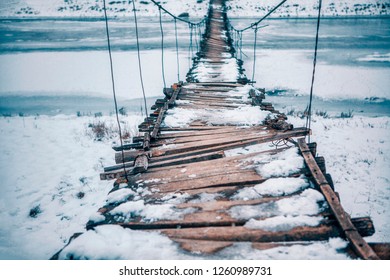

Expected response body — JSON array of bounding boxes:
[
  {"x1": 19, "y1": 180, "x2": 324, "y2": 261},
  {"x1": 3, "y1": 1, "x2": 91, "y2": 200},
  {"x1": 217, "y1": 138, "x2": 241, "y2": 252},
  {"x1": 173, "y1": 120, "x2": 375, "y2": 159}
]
[
  {"x1": 340, "y1": 110, "x2": 354, "y2": 118},
  {"x1": 88, "y1": 121, "x2": 111, "y2": 141}
]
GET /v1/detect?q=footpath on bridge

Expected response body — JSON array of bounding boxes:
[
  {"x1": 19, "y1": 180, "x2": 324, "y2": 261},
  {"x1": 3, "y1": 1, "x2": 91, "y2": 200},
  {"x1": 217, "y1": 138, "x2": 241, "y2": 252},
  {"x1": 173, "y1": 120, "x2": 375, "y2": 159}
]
[{"x1": 52, "y1": 0, "x2": 387, "y2": 260}]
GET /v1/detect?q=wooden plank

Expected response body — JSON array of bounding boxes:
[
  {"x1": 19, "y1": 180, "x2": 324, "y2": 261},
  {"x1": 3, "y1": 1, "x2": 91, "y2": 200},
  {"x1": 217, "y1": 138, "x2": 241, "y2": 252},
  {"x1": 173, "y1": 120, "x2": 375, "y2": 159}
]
[
  {"x1": 178, "y1": 96, "x2": 247, "y2": 105},
  {"x1": 115, "y1": 150, "x2": 151, "y2": 165},
  {"x1": 159, "y1": 126, "x2": 219, "y2": 132},
  {"x1": 112, "y1": 142, "x2": 143, "y2": 151},
  {"x1": 177, "y1": 102, "x2": 242, "y2": 109},
  {"x1": 346, "y1": 242, "x2": 390, "y2": 260},
  {"x1": 103, "y1": 162, "x2": 134, "y2": 173},
  {"x1": 173, "y1": 227, "x2": 379, "y2": 255},
  {"x1": 100, "y1": 164, "x2": 147, "y2": 180},
  {"x1": 297, "y1": 138, "x2": 379, "y2": 260},
  {"x1": 182, "y1": 88, "x2": 234, "y2": 93},
  {"x1": 176, "y1": 197, "x2": 284, "y2": 211},
  {"x1": 172, "y1": 239, "x2": 233, "y2": 254},
  {"x1": 168, "y1": 86, "x2": 181, "y2": 106},
  {"x1": 148, "y1": 150, "x2": 225, "y2": 169},
  {"x1": 147, "y1": 147, "x2": 287, "y2": 177},
  {"x1": 152, "y1": 127, "x2": 308, "y2": 159},
  {"x1": 152, "y1": 132, "x2": 268, "y2": 156},
  {"x1": 152, "y1": 129, "x2": 271, "y2": 146},
  {"x1": 147, "y1": 170, "x2": 264, "y2": 193},
  {"x1": 172, "y1": 239, "x2": 313, "y2": 254},
  {"x1": 367, "y1": 243, "x2": 390, "y2": 260},
  {"x1": 151, "y1": 102, "x2": 168, "y2": 139},
  {"x1": 159, "y1": 224, "x2": 360, "y2": 243},
  {"x1": 158, "y1": 126, "x2": 247, "y2": 139},
  {"x1": 143, "y1": 132, "x2": 150, "y2": 150},
  {"x1": 180, "y1": 94, "x2": 244, "y2": 101},
  {"x1": 191, "y1": 82, "x2": 242, "y2": 87}
]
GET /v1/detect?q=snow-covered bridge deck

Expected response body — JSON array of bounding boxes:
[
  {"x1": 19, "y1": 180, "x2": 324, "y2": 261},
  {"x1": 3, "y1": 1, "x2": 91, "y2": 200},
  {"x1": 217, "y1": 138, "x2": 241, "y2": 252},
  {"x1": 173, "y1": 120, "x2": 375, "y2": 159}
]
[{"x1": 52, "y1": 0, "x2": 387, "y2": 260}]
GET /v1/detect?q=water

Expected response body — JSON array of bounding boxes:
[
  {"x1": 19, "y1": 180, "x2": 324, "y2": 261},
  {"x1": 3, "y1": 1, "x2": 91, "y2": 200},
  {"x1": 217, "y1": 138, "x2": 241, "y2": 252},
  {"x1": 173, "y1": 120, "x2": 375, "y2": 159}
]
[{"x1": 0, "y1": 17, "x2": 389, "y2": 116}]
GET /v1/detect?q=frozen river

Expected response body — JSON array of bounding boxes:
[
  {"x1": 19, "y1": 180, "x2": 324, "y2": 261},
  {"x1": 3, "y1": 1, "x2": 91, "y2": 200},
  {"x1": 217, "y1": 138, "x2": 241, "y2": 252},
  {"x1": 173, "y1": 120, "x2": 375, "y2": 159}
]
[
  {"x1": 0, "y1": 17, "x2": 389, "y2": 116},
  {"x1": 0, "y1": 16, "x2": 390, "y2": 260}
]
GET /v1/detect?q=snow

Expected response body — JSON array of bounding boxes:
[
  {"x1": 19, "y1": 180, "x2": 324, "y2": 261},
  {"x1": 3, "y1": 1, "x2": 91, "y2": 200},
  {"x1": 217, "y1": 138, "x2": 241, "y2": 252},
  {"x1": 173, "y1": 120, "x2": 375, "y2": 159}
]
[
  {"x1": 231, "y1": 188, "x2": 326, "y2": 241},
  {"x1": 109, "y1": 200, "x2": 196, "y2": 222},
  {"x1": 106, "y1": 188, "x2": 136, "y2": 205},
  {"x1": 88, "y1": 212, "x2": 106, "y2": 223},
  {"x1": 163, "y1": 105, "x2": 272, "y2": 127},
  {"x1": 0, "y1": 114, "x2": 139, "y2": 259},
  {"x1": 58, "y1": 225, "x2": 190, "y2": 260},
  {"x1": 214, "y1": 238, "x2": 350, "y2": 260},
  {"x1": 161, "y1": 192, "x2": 190, "y2": 204},
  {"x1": 227, "y1": 0, "x2": 390, "y2": 17},
  {"x1": 251, "y1": 147, "x2": 305, "y2": 178},
  {"x1": 224, "y1": 84, "x2": 252, "y2": 102},
  {"x1": 245, "y1": 215, "x2": 323, "y2": 232},
  {"x1": 57, "y1": 224, "x2": 350, "y2": 260},
  {"x1": 191, "y1": 58, "x2": 241, "y2": 82},
  {"x1": 188, "y1": 192, "x2": 222, "y2": 203},
  {"x1": 233, "y1": 177, "x2": 310, "y2": 200},
  {"x1": 0, "y1": 0, "x2": 209, "y2": 18},
  {"x1": 224, "y1": 141, "x2": 272, "y2": 157},
  {"x1": 1, "y1": 0, "x2": 388, "y2": 18},
  {"x1": 229, "y1": 188, "x2": 326, "y2": 220}
]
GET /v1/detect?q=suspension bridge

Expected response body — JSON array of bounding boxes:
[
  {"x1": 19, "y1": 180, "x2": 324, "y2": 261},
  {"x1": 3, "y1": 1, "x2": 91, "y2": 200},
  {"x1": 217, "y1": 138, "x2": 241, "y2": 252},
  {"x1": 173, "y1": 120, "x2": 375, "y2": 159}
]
[{"x1": 52, "y1": 0, "x2": 388, "y2": 260}]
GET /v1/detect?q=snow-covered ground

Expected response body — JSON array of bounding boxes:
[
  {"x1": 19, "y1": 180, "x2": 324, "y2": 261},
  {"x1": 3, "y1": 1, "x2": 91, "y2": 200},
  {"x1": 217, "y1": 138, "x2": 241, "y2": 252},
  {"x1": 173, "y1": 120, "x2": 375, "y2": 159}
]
[
  {"x1": 227, "y1": 0, "x2": 390, "y2": 17},
  {"x1": 0, "y1": 114, "x2": 142, "y2": 259},
  {"x1": 0, "y1": 0, "x2": 389, "y2": 18}
]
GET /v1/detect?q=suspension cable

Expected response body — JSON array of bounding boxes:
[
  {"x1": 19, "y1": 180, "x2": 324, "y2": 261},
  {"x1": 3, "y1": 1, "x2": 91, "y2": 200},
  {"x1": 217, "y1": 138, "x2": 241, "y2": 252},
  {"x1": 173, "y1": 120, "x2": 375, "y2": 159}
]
[
  {"x1": 239, "y1": 31, "x2": 243, "y2": 60},
  {"x1": 198, "y1": 24, "x2": 202, "y2": 48},
  {"x1": 174, "y1": 18, "x2": 180, "y2": 82},
  {"x1": 158, "y1": 7, "x2": 167, "y2": 89},
  {"x1": 228, "y1": 0, "x2": 288, "y2": 33},
  {"x1": 149, "y1": 0, "x2": 206, "y2": 26},
  {"x1": 251, "y1": 27, "x2": 259, "y2": 83},
  {"x1": 102, "y1": 0, "x2": 127, "y2": 180},
  {"x1": 305, "y1": 0, "x2": 323, "y2": 143},
  {"x1": 132, "y1": 0, "x2": 148, "y2": 119},
  {"x1": 188, "y1": 24, "x2": 194, "y2": 67},
  {"x1": 194, "y1": 23, "x2": 199, "y2": 54}
]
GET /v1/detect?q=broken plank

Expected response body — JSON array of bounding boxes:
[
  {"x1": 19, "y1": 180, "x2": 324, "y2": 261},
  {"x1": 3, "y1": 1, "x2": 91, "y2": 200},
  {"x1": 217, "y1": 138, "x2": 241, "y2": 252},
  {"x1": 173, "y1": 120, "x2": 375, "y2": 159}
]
[
  {"x1": 152, "y1": 132, "x2": 278, "y2": 157},
  {"x1": 152, "y1": 128, "x2": 308, "y2": 159},
  {"x1": 152, "y1": 129, "x2": 271, "y2": 146}
]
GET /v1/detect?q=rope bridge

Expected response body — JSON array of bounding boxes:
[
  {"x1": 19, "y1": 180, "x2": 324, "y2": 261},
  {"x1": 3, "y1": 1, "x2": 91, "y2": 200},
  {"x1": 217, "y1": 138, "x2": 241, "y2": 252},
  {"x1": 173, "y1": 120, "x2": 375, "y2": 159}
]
[{"x1": 51, "y1": 0, "x2": 386, "y2": 260}]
